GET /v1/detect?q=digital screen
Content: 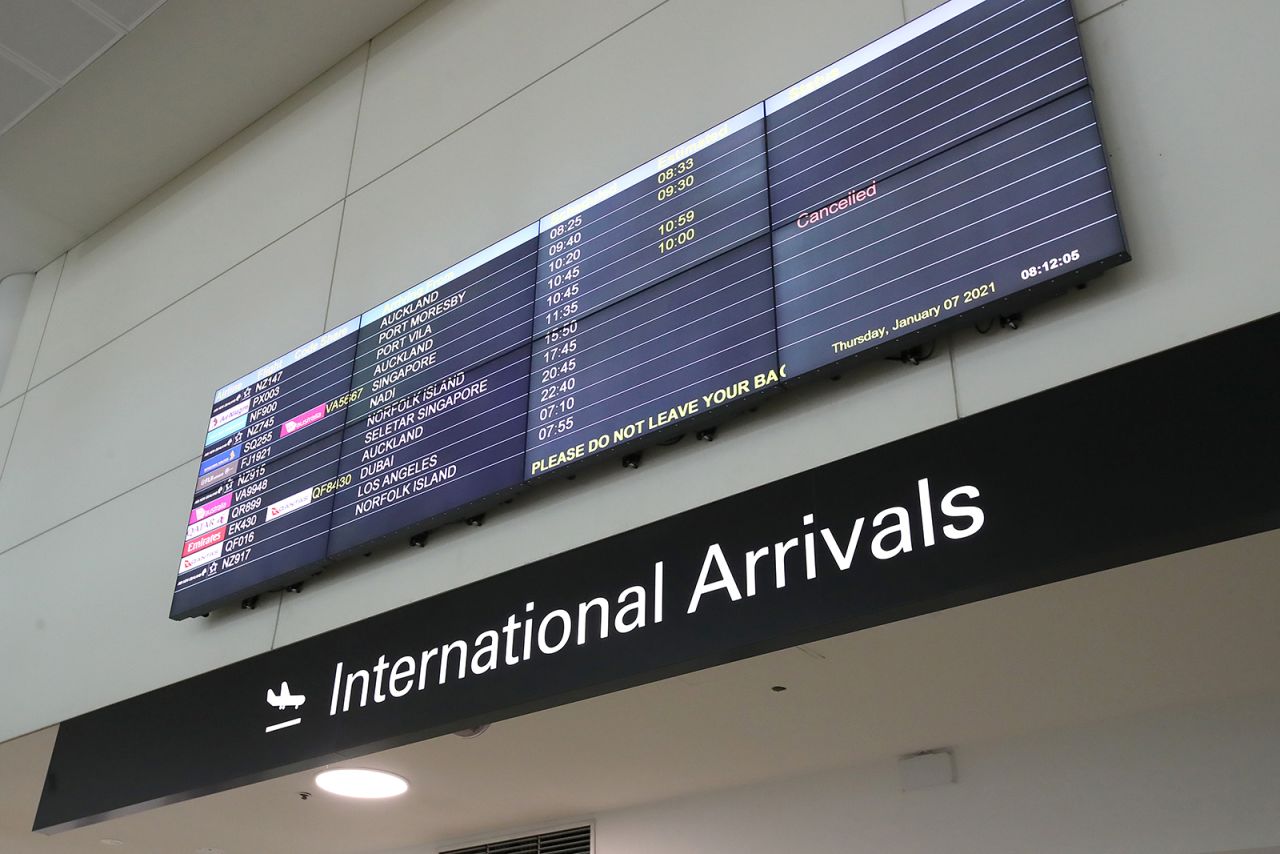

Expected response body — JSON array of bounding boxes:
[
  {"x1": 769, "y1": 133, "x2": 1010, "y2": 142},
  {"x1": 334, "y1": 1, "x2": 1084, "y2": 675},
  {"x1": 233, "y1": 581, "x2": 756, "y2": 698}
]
[
  {"x1": 765, "y1": 0, "x2": 1125, "y2": 373},
  {"x1": 324, "y1": 227, "x2": 539, "y2": 557},
  {"x1": 534, "y1": 104, "x2": 770, "y2": 335},
  {"x1": 172, "y1": 322, "x2": 361, "y2": 618},
  {"x1": 527, "y1": 236, "x2": 779, "y2": 478},
  {"x1": 173, "y1": 0, "x2": 1128, "y2": 617}
]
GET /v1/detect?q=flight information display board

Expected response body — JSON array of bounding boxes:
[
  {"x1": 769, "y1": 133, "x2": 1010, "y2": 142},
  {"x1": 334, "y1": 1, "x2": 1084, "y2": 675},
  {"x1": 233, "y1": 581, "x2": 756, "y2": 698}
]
[
  {"x1": 173, "y1": 0, "x2": 1128, "y2": 618},
  {"x1": 325, "y1": 227, "x2": 539, "y2": 557}
]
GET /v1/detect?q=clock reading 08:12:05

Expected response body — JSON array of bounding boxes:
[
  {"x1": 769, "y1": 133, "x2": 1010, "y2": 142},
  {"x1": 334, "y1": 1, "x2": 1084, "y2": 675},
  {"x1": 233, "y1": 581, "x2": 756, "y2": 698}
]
[{"x1": 1021, "y1": 249, "x2": 1083, "y2": 280}]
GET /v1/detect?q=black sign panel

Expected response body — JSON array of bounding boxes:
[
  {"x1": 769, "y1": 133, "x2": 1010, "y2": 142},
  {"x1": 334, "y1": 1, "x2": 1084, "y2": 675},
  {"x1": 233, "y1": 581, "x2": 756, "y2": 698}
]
[{"x1": 55, "y1": 312, "x2": 1280, "y2": 832}]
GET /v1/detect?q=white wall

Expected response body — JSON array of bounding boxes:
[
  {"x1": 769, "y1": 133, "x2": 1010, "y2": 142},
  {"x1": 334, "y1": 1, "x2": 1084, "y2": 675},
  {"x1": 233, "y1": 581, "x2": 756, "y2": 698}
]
[
  {"x1": 0, "y1": 0, "x2": 1276, "y2": 745},
  {"x1": 0, "y1": 273, "x2": 35, "y2": 388}
]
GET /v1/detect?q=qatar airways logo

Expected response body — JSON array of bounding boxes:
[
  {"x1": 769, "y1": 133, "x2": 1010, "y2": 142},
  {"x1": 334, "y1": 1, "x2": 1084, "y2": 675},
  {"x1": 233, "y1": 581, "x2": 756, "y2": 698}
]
[
  {"x1": 186, "y1": 508, "x2": 230, "y2": 541},
  {"x1": 281, "y1": 404, "x2": 326, "y2": 438}
]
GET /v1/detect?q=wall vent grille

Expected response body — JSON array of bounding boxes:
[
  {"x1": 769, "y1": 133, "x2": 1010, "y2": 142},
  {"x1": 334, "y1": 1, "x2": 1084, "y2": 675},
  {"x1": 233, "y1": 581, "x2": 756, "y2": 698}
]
[{"x1": 442, "y1": 824, "x2": 591, "y2": 854}]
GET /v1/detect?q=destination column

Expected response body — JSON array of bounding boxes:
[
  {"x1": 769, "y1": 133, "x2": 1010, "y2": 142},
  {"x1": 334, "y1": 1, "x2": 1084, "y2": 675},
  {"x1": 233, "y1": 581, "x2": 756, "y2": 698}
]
[{"x1": 326, "y1": 225, "x2": 540, "y2": 557}]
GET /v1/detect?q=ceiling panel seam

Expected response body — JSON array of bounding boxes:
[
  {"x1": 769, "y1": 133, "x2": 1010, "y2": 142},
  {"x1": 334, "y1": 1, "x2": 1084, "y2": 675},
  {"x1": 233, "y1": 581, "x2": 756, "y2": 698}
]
[
  {"x1": 0, "y1": 44, "x2": 60, "y2": 89},
  {"x1": 68, "y1": 0, "x2": 134, "y2": 33}
]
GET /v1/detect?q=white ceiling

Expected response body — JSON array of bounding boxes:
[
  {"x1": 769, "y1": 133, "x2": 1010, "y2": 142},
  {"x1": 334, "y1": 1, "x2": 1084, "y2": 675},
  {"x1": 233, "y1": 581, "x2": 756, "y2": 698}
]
[
  {"x1": 0, "y1": 0, "x2": 424, "y2": 283},
  {"x1": 2, "y1": 529, "x2": 1279, "y2": 853},
  {"x1": 0, "y1": 0, "x2": 166, "y2": 137}
]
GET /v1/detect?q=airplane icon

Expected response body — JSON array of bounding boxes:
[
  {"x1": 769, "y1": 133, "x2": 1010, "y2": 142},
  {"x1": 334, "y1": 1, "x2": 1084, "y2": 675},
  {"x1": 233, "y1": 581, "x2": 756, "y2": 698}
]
[{"x1": 267, "y1": 681, "x2": 306, "y2": 710}]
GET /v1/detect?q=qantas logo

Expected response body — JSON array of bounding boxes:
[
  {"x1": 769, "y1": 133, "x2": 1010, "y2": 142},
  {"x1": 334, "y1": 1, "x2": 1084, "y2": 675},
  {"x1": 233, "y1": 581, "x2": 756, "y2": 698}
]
[
  {"x1": 186, "y1": 508, "x2": 230, "y2": 541},
  {"x1": 266, "y1": 488, "x2": 312, "y2": 522},
  {"x1": 178, "y1": 540, "x2": 223, "y2": 574}
]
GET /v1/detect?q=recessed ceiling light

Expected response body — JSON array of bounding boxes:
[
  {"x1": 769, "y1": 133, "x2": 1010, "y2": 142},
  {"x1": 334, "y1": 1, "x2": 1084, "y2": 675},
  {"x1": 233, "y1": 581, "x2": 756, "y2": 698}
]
[
  {"x1": 314, "y1": 768, "x2": 408, "y2": 799},
  {"x1": 99, "y1": 841, "x2": 124, "y2": 848}
]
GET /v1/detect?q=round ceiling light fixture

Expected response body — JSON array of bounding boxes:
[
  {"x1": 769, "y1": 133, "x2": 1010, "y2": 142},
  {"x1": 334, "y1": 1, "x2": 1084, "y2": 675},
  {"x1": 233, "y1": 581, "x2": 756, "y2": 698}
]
[{"x1": 314, "y1": 768, "x2": 409, "y2": 799}]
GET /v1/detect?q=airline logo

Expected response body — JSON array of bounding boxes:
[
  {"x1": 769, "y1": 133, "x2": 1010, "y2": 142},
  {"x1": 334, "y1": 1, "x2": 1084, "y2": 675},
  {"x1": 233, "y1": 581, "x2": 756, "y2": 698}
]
[
  {"x1": 186, "y1": 508, "x2": 230, "y2": 541},
  {"x1": 208, "y1": 399, "x2": 251, "y2": 432},
  {"x1": 189, "y1": 492, "x2": 234, "y2": 525},
  {"x1": 266, "y1": 488, "x2": 312, "y2": 522},
  {"x1": 196, "y1": 458, "x2": 239, "y2": 492},
  {"x1": 183, "y1": 526, "x2": 227, "y2": 557},
  {"x1": 178, "y1": 540, "x2": 223, "y2": 574},
  {"x1": 280, "y1": 404, "x2": 325, "y2": 438},
  {"x1": 199, "y1": 444, "x2": 242, "y2": 477},
  {"x1": 206, "y1": 414, "x2": 248, "y2": 447}
]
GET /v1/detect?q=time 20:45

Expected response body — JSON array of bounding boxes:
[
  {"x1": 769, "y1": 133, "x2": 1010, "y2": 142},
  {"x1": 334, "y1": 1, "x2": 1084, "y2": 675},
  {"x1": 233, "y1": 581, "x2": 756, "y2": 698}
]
[{"x1": 1021, "y1": 248, "x2": 1081, "y2": 280}]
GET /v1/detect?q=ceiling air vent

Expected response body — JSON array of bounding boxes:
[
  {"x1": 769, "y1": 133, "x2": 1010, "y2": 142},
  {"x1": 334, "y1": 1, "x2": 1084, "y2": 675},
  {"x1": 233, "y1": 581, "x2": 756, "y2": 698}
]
[{"x1": 441, "y1": 824, "x2": 592, "y2": 854}]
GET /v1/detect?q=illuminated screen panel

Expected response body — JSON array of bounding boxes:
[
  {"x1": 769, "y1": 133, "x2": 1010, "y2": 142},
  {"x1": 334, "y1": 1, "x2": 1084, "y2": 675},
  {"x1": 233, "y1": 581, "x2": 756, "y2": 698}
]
[
  {"x1": 171, "y1": 322, "x2": 360, "y2": 618},
  {"x1": 526, "y1": 236, "x2": 779, "y2": 480},
  {"x1": 326, "y1": 344, "x2": 532, "y2": 558},
  {"x1": 535, "y1": 104, "x2": 770, "y2": 336},
  {"x1": 322, "y1": 229, "x2": 540, "y2": 557},
  {"x1": 765, "y1": 0, "x2": 1092, "y2": 227},
  {"x1": 772, "y1": 89, "x2": 1125, "y2": 373},
  {"x1": 765, "y1": 0, "x2": 1127, "y2": 374},
  {"x1": 171, "y1": 431, "x2": 344, "y2": 619},
  {"x1": 345, "y1": 225, "x2": 539, "y2": 424}
]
